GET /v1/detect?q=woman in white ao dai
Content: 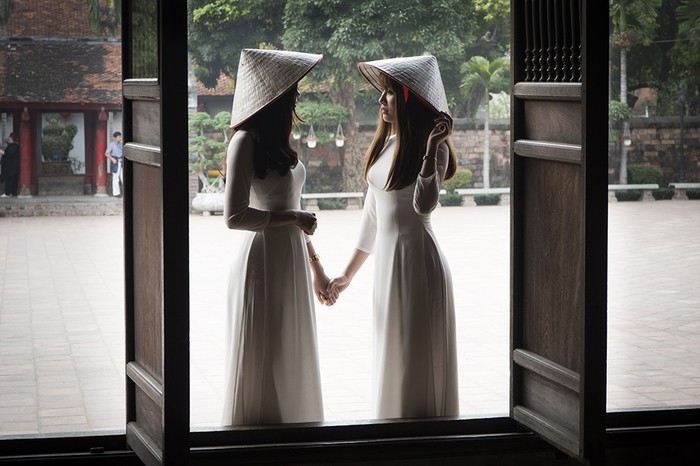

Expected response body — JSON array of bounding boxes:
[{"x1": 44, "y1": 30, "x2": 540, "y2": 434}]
[{"x1": 330, "y1": 56, "x2": 459, "y2": 419}]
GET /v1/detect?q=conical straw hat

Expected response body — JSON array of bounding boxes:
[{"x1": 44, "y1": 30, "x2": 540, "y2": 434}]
[
  {"x1": 230, "y1": 49, "x2": 323, "y2": 128},
  {"x1": 357, "y1": 55, "x2": 449, "y2": 115}
]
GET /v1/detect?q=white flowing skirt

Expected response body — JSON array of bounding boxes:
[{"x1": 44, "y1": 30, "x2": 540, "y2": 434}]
[
  {"x1": 373, "y1": 225, "x2": 459, "y2": 419},
  {"x1": 222, "y1": 225, "x2": 324, "y2": 425}
]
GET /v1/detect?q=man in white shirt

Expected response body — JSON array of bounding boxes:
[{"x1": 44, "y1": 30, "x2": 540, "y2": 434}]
[{"x1": 105, "y1": 131, "x2": 123, "y2": 198}]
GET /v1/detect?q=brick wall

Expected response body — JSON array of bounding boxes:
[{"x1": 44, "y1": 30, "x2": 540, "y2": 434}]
[
  {"x1": 305, "y1": 119, "x2": 512, "y2": 192},
  {"x1": 608, "y1": 117, "x2": 700, "y2": 184},
  {"x1": 305, "y1": 116, "x2": 699, "y2": 192}
]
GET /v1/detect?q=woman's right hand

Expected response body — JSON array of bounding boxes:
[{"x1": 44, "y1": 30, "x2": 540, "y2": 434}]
[
  {"x1": 328, "y1": 275, "x2": 351, "y2": 295},
  {"x1": 295, "y1": 211, "x2": 317, "y2": 235}
]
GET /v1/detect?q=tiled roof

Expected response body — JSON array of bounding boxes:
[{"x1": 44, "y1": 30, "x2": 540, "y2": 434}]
[
  {"x1": 0, "y1": 0, "x2": 122, "y2": 105},
  {"x1": 197, "y1": 73, "x2": 235, "y2": 96},
  {"x1": 0, "y1": 41, "x2": 122, "y2": 104},
  {"x1": 3, "y1": 0, "x2": 119, "y2": 38}
]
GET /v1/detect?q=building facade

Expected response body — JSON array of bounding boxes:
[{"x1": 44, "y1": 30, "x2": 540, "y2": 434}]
[{"x1": 0, "y1": 0, "x2": 122, "y2": 196}]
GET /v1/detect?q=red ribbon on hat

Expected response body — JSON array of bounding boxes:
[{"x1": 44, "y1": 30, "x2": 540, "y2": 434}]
[{"x1": 402, "y1": 85, "x2": 409, "y2": 103}]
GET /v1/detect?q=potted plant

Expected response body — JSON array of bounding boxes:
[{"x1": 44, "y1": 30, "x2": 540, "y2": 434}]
[
  {"x1": 189, "y1": 111, "x2": 230, "y2": 214},
  {"x1": 41, "y1": 113, "x2": 78, "y2": 175}
]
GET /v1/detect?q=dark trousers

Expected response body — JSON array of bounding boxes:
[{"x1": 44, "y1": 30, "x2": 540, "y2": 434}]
[{"x1": 4, "y1": 175, "x2": 19, "y2": 196}]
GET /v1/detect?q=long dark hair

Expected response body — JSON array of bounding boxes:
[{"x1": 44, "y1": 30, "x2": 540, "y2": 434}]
[
  {"x1": 235, "y1": 85, "x2": 300, "y2": 179},
  {"x1": 364, "y1": 75, "x2": 457, "y2": 190}
]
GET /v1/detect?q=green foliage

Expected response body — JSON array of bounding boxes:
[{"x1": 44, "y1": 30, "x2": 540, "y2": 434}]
[
  {"x1": 687, "y1": 189, "x2": 700, "y2": 200},
  {"x1": 0, "y1": 0, "x2": 16, "y2": 27},
  {"x1": 628, "y1": 164, "x2": 663, "y2": 184},
  {"x1": 317, "y1": 198, "x2": 347, "y2": 210},
  {"x1": 615, "y1": 190, "x2": 642, "y2": 201},
  {"x1": 610, "y1": 0, "x2": 661, "y2": 47},
  {"x1": 439, "y1": 193, "x2": 463, "y2": 206},
  {"x1": 87, "y1": 0, "x2": 121, "y2": 35},
  {"x1": 442, "y1": 169, "x2": 473, "y2": 193},
  {"x1": 188, "y1": 0, "x2": 285, "y2": 87},
  {"x1": 282, "y1": 0, "x2": 481, "y2": 110},
  {"x1": 460, "y1": 56, "x2": 510, "y2": 99},
  {"x1": 41, "y1": 114, "x2": 78, "y2": 162},
  {"x1": 609, "y1": 100, "x2": 633, "y2": 124},
  {"x1": 188, "y1": 111, "x2": 231, "y2": 178},
  {"x1": 295, "y1": 101, "x2": 348, "y2": 126},
  {"x1": 652, "y1": 187, "x2": 674, "y2": 200},
  {"x1": 474, "y1": 193, "x2": 501, "y2": 205}
]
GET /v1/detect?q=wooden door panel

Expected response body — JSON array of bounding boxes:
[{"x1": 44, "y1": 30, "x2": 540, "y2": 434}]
[
  {"x1": 123, "y1": 1, "x2": 189, "y2": 465},
  {"x1": 133, "y1": 163, "x2": 164, "y2": 380},
  {"x1": 511, "y1": 0, "x2": 607, "y2": 464},
  {"x1": 523, "y1": 100, "x2": 581, "y2": 144},
  {"x1": 132, "y1": 101, "x2": 161, "y2": 146},
  {"x1": 522, "y1": 159, "x2": 582, "y2": 370}
]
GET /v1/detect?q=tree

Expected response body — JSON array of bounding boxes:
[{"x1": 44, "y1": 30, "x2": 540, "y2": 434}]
[
  {"x1": 281, "y1": 0, "x2": 479, "y2": 191},
  {"x1": 460, "y1": 55, "x2": 508, "y2": 189},
  {"x1": 87, "y1": 0, "x2": 121, "y2": 35},
  {"x1": 187, "y1": 1, "x2": 512, "y2": 191},
  {"x1": 610, "y1": 0, "x2": 660, "y2": 183},
  {"x1": 672, "y1": 0, "x2": 700, "y2": 114},
  {"x1": 463, "y1": 0, "x2": 511, "y2": 117},
  {"x1": 188, "y1": 0, "x2": 285, "y2": 87},
  {"x1": 188, "y1": 111, "x2": 231, "y2": 192}
]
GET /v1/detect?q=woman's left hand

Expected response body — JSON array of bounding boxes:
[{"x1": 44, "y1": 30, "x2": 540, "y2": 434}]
[{"x1": 427, "y1": 112, "x2": 453, "y2": 149}]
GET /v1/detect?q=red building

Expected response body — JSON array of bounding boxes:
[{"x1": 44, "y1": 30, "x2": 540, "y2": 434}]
[{"x1": 0, "y1": 0, "x2": 122, "y2": 196}]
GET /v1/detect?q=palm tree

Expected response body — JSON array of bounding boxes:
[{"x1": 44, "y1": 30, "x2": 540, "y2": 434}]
[
  {"x1": 460, "y1": 56, "x2": 509, "y2": 189},
  {"x1": 610, "y1": 0, "x2": 660, "y2": 183}
]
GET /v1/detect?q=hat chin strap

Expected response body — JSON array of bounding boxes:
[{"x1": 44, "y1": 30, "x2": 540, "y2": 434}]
[{"x1": 402, "y1": 85, "x2": 409, "y2": 103}]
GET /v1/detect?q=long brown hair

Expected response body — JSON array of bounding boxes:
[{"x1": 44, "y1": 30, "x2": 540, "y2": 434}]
[
  {"x1": 363, "y1": 75, "x2": 457, "y2": 190},
  {"x1": 235, "y1": 84, "x2": 300, "y2": 179}
]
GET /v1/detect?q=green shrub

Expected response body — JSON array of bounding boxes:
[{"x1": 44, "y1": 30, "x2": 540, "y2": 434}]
[
  {"x1": 442, "y1": 169, "x2": 472, "y2": 193},
  {"x1": 474, "y1": 193, "x2": 501, "y2": 206},
  {"x1": 628, "y1": 165, "x2": 663, "y2": 185},
  {"x1": 609, "y1": 100, "x2": 632, "y2": 124},
  {"x1": 439, "y1": 193, "x2": 463, "y2": 206},
  {"x1": 615, "y1": 190, "x2": 641, "y2": 201},
  {"x1": 317, "y1": 198, "x2": 347, "y2": 210},
  {"x1": 653, "y1": 188, "x2": 674, "y2": 200},
  {"x1": 41, "y1": 113, "x2": 78, "y2": 161},
  {"x1": 687, "y1": 189, "x2": 700, "y2": 200}
]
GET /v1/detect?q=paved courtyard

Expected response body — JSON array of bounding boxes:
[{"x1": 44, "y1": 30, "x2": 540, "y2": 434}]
[{"x1": 0, "y1": 201, "x2": 699, "y2": 435}]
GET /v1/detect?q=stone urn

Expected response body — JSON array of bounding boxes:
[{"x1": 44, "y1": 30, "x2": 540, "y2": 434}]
[{"x1": 191, "y1": 192, "x2": 224, "y2": 216}]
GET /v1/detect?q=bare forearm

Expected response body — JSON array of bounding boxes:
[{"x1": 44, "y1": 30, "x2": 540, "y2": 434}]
[
  {"x1": 306, "y1": 241, "x2": 325, "y2": 277},
  {"x1": 342, "y1": 249, "x2": 369, "y2": 281}
]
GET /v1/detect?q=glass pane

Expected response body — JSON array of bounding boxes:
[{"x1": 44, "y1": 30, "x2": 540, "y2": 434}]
[
  {"x1": 187, "y1": 0, "x2": 512, "y2": 427},
  {"x1": 131, "y1": 0, "x2": 158, "y2": 79},
  {"x1": 607, "y1": 0, "x2": 700, "y2": 410},
  {"x1": 0, "y1": 2, "x2": 124, "y2": 437}
]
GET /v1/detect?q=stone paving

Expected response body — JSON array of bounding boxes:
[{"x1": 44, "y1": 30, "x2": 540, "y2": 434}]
[{"x1": 0, "y1": 201, "x2": 699, "y2": 436}]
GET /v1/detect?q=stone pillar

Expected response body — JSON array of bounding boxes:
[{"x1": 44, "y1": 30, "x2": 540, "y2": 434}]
[
  {"x1": 18, "y1": 108, "x2": 32, "y2": 197},
  {"x1": 94, "y1": 108, "x2": 108, "y2": 197}
]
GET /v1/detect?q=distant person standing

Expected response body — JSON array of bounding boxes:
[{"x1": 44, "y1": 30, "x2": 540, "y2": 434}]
[
  {"x1": 105, "y1": 131, "x2": 123, "y2": 198},
  {"x1": 0, "y1": 134, "x2": 20, "y2": 197}
]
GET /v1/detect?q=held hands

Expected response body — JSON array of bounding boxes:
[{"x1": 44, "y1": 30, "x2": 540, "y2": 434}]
[
  {"x1": 327, "y1": 275, "x2": 351, "y2": 296},
  {"x1": 296, "y1": 211, "x2": 317, "y2": 235},
  {"x1": 313, "y1": 272, "x2": 339, "y2": 306}
]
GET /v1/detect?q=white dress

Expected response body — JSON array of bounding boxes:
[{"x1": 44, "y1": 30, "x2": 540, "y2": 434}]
[
  {"x1": 357, "y1": 135, "x2": 459, "y2": 419},
  {"x1": 222, "y1": 131, "x2": 323, "y2": 425}
]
